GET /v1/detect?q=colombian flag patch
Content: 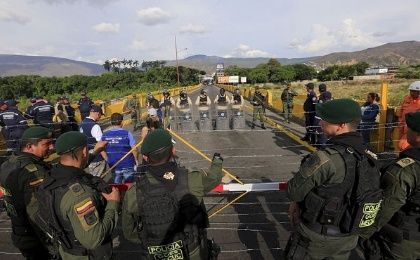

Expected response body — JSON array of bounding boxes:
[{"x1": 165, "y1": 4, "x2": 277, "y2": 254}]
[{"x1": 75, "y1": 200, "x2": 94, "y2": 215}]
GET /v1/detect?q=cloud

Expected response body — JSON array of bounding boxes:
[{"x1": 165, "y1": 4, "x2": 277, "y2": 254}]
[
  {"x1": 35, "y1": 0, "x2": 118, "y2": 5},
  {"x1": 0, "y1": 3, "x2": 30, "y2": 24},
  {"x1": 179, "y1": 24, "x2": 207, "y2": 34},
  {"x1": 137, "y1": 7, "x2": 172, "y2": 26},
  {"x1": 130, "y1": 40, "x2": 148, "y2": 51},
  {"x1": 289, "y1": 18, "x2": 381, "y2": 54},
  {"x1": 92, "y1": 22, "x2": 120, "y2": 33},
  {"x1": 226, "y1": 44, "x2": 271, "y2": 58}
]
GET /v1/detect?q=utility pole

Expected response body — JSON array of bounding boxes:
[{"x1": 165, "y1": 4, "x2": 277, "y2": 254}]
[{"x1": 175, "y1": 35, "x2": 180, "y2": 86}]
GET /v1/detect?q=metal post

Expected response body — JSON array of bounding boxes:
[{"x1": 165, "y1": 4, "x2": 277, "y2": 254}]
[{"x1": 377, "y1": 81, "x2": 389, "y2": 152}]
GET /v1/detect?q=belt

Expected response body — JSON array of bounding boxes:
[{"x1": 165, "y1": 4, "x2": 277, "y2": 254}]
[{"x1": 304, "y1": 223, "x2": 349, "y2": 237}]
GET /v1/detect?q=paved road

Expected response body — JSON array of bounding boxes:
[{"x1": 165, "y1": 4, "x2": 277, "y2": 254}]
[{"x1": 0, "y1": 85, "x2": 308, "y2": 259}]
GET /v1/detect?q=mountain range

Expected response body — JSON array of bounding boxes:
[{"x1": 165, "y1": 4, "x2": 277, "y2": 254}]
[{"x1": 0, "y1": 41, "x2": 419, "y2": 77}]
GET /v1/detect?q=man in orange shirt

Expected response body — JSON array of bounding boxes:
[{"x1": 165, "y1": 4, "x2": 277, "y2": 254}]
[{"x1": 398, "y1": 81, "x2": 420, "y2": 150}]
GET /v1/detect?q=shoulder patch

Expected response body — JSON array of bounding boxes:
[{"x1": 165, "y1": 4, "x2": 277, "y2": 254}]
[
  {"x1": 25, "y1": 164, "x2": 38, "y2": 172},
  {"x1": 396, "y1": 158, "x2": 416, "y2": 168},
  {"x1": 69, "y1": 183, "x2": 85, "y2": 196},
  {"x1": 300, "y1": 153, "x2": 326, "y2": 177},
  {"x1": 74, "y1": 198, "x2": 98, "y2": 231}
]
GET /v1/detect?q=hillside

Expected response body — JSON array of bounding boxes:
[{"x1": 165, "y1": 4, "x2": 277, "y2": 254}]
[
  {"x1": 0, "y1": 55, "x2": 105, "y2": 77},
  {"x1": 169, "y1": 41, "x2": 420, "y2": 73},
  {"x1": 1, "y1": 41, "x2": 419, "y2": 76}
]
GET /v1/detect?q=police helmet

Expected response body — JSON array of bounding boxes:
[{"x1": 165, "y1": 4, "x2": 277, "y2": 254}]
[
  {"x1": 409, "y1": 81, "x2": 420, "y2": 91},
  {"x1": 319, "y1": 83, "x2": 327, "y2": 92},
  {"x1": 147, "y1": 93, "x2": 154, "y2": 100},
  {"x1": 220, "y1": 88, "x2": 225, "y2": 95},
  {"x1": 201, "y1": 89, "x2": 207, "y2": 95},
  {"x1": 234, "y1": 88, "x2": 240, "y2": 95},
  {"x1": 163, "y1": 89, "x2": 169, "y2": 95}
]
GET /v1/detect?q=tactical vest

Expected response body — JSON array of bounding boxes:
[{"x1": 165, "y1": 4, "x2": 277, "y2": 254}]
[
  {"x1": 253, "y1": 92, "x2": 264, "y2": 106},
  {"x1": 34, "y1": 173, "x2": 112, "y2": 257},
  {"x1": 218, "y1": 95, "x2": 227, "y2": 105},
  {"x1": 300, "y1": 145, "x2": 382, "y2": 236},
  {"x1": 180, "y1": 97, "x2": 188, "y2": 106},
  {"x1": 387, "y1": 153, "x2": 420, "y2": 241},
  {"x1": 233, "y1": 95, "x2": 242, "y2": 104},
  {"x1": 80, "y1": 118, "x2": 102, "y2": 162},
  {"x1": 163, "y1": 97, "x2": 172, "y2": 107},
  {"x1": 199, "y1": 96, "x2": 208, "y2": 106},
  {"x1": 135, "y1": 167, "x2": 208, "y2": 259},
  {"x1": 0, "y1": 154, "x2": 47, "y2": 239}
]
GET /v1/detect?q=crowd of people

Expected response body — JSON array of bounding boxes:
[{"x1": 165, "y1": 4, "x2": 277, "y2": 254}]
[{"x1": 0, "y1": 81, "x2": 419, "y2": 260}]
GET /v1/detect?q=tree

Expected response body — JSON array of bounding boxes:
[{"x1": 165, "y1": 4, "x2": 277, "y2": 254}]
[
  {"x1": 103, "y1": 60, "x2": 111, "y2": 72},
  {"x1": 291, "y1": 64, "x2": 316, "y2": 81}
]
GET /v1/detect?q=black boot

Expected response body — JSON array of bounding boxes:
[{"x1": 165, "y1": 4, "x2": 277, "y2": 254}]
[
  {"x1": 261, "y1": 123, "x2": 266, "y2": 129},
  {"x1": 251, "y1": 123, "x2": 255, "y2": 129}
]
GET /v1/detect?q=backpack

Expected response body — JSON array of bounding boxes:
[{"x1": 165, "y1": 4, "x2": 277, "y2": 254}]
[
  {"x1": 332, "y1": 145, "x2": 383, "y2": 235},
  {"x1": 135, "y1": 169, "x2": 207, "y2": 259}
]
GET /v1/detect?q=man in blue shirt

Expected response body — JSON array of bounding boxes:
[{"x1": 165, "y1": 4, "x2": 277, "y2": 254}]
[{"x1": 102, "y1": 113, "x2": 139, "y2": 183}]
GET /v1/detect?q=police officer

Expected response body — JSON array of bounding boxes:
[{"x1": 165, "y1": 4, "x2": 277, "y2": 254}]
[
  {"x1": 0, "y1": 126, "x2": 54, "y2": 259},
  {"x1": 122, "y1": 129, "x2": 223, "y2": 260},
  {"x1": 285, "y1": 99, "x2": 381, "y2": 259},
  {"x1": 176, "y1": 90, "x2": 192, "y2": 109},
  {"x1": 63, "y1": 96, "x2": 78, "y2": 131},
  {"x1": 79, "y1": 105, "x2": 108, "y2": 177},
  {"x1": 251, "y1": 85, "x2": 266, "y2": 129},
  {"x1": 314, "y1": 83, "x2": 333, "y2": 147},
  {"x1": 77, "y1": 91, "x2": 94, "y2": 121},
  {"x1": 0, "y1": 100, "x2": 28, "y2": 150},
  {"x1": 24, "y1": 98, "x2": 36, "y2": 120},
  {"x1": 31, "y1": 96, "x2": 55, "y2": 129},
  {"x1": 232, "y1": 88, "x2": 243, "y2": 106},
  {"x1": 302, "y1": 82, "x2": 318, "y2": 143},
  {"x1": 281, "y1": 84, "x2": 298, "y2": 123},
  {"x1": 160, "y1": 89, "x2": 175, "y2": 129},
  {"x1": 125, "y1": 94, "x2": 140, "y2": 131},
  {"x1": 214, "y1": 88, "x2": 231, "y2": 105},
  {"x1": 195, "y1": 89, "x2": 211, "y2": 106},
  {"x1": 33, "y1": 131, "x2": 119, "y2": 260},
  {"x1": 373, "y1": 111, "x2": 420, "y2": 259}
]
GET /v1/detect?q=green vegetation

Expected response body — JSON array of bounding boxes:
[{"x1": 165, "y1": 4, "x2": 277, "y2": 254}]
[
  {"x1": 396, "y1": 65, "x2": 420, "y2": 79},
  {"x1": 224, "y1": 59, "x2": 317, "y2": 84},
  {"x1": 0, "y1": 64, "x2": 205, "y2": 104},
  {"x1": 317, "y1": 62, "x2": 369, "y2": 81}
]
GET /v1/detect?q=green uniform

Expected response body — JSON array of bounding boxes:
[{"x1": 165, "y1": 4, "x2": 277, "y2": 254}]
[
  {"x1": 285, "y1": 132, "x2": 369, "y2": 260},
  {"x1": 122, "y1": 158, "x2": 223, "y2": 260},
  {"x1": 35, "y1": 164, "x2": 119, "y2": 260},
  {"x1": 281, "y1": 88, "x2": 297, "y2": 123},
  {"x1": 374, "y1": 147, "x2": 420, "y2": 259},
  {"x1": 251, "y1": 91, "x2": 266, "y2": 128},
  {"x1": 0, "y1": 152, "x2": 54, "y2": 259},
  {"x1": 126, "y1": 98, "x2": 140, "y2": 130}
]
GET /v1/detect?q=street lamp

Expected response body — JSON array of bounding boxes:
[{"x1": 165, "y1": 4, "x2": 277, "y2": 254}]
[{"x1": 175, "y1": 35, "x2": 187, "y2": 86}]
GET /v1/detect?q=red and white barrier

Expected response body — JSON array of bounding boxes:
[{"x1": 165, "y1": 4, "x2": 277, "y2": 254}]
[
  {"x1": 211, "y1": 182, "x2": 288, "y2": 193},
  {"x1": 0, "y1": 182, "x2": 288, "y2": 200}
]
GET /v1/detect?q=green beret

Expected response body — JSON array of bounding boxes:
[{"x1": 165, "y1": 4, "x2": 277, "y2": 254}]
[
  {"x1": 22, "y1": 126, "x2": 52, "y2": 140},
  {"x1": 316, "y1": 98, "x2": 361, "y2": 124},
  {"x1": 406, "y1": 112, "x2": 420, "y2": 133},
  {"x1": 55, "y1": 131, "x2": 87, "y2": 155},
  {"x1": 141, "y1": 129, "x2": 172, "y2": 155}
]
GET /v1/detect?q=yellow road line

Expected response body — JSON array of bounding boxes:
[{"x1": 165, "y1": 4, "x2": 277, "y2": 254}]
[{"x1": 169, "y1": 129, "x2": 244, "y2": 185}]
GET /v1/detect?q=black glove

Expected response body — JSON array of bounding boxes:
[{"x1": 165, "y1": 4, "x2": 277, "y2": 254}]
[{"x1": 212, "y1": 153, "x2": 223, "y2": 162}]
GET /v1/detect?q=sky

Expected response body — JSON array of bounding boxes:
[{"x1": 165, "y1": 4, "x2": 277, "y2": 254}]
[{"x1": 0, "y1": 0, "x2": 419, "y2": 64}]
